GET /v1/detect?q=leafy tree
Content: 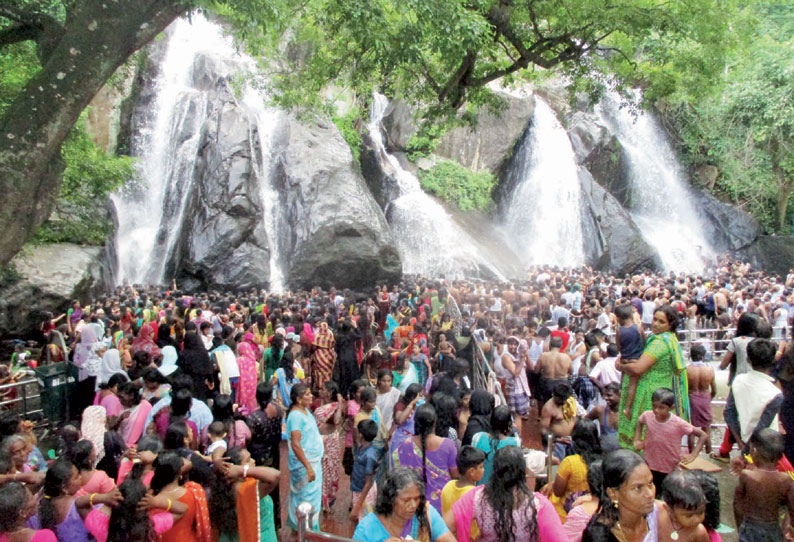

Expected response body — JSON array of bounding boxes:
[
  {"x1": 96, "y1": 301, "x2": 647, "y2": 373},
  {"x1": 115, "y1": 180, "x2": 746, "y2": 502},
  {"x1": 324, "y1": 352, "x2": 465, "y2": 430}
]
[
  {"x1": 662, "y1": 2, "x2": 794, "y2": 232},
  {"x1": 217, "y1": 0, "x2": 733, "y2": 122},
  {"x1": 0, "y1": 0, "x2": 739, "y2": 265},
  {"x1": 419, "y1": 160, "x2": 496, "y2": 212}
]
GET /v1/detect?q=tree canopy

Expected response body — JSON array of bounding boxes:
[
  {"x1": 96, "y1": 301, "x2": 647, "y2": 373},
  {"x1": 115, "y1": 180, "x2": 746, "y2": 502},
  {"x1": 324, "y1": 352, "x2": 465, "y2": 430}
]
[{"x1": 0, "y1": 0, "x2": 790, "y2": 268}]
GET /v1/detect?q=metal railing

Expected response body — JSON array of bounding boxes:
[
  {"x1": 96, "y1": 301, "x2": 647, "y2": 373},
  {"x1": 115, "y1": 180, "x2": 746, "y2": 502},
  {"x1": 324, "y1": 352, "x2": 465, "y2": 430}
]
[
  {"x1": 0, "y1": 378, "x2": 42, "y2": 420},
  {"x1": 296, "y1": 503, "x2": 356, "y2": 542}
]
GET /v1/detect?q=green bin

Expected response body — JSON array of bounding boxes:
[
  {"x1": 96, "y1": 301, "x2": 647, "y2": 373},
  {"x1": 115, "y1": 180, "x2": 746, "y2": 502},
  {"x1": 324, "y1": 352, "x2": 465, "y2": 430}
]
[{"x1": 35, "y1": 362, "x2": 78, "y2": 425}]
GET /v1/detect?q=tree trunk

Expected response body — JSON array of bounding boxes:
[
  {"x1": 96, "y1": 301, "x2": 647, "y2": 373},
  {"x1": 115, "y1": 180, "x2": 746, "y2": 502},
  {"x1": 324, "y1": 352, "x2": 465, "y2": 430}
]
[
  {"x1": 0, "y1": 0, "x2": 186, "y2": 265},
  {"x1": 774, "y1": 167, "x2": 793, "y2": 233}
]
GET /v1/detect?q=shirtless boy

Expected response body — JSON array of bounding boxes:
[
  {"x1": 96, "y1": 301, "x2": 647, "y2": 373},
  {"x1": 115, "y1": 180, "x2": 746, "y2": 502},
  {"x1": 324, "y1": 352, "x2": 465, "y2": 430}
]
[
  {"x1": 541, "y1": 382, "x2": 579, "y2": 461},
  {"x1": 537, "y1": 336, "x2": 572, "y2": 404},
  {"x1": 734, "y1": 428, "x2": 794, "y2": 542},
  {"x1": 686, "y1": 344, "x2": 716, "y2": 453}
]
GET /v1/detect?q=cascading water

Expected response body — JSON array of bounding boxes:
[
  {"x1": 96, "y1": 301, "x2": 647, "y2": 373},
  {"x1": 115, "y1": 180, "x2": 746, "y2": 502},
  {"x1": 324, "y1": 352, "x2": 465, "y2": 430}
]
[
  {"x1": 241, "y1": 87, "x2": 286, "y2": 292},
  {"x1": 596, "y1": 91, "x2": 714, "y2": 271},
  {"x1": 367, "y1": 94, "x2": 506, "y2": 279},
  {"x1": 112, "y1": 15, "x2": 286, "y2": 290},
  {"x1": 503, "y1": 98, "x2": 585, "y2": 267}
]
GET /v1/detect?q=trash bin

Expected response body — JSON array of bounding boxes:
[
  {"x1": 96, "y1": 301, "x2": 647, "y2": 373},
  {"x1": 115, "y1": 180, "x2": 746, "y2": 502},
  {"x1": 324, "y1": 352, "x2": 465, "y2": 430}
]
[{"x1": 35, "y1": 362, "x2": 77, "y2": 425}]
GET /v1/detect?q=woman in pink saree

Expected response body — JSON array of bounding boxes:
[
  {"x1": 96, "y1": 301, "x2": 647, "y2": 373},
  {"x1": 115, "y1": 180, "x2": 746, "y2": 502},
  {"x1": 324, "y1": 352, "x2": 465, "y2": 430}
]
[
  {"x1": 131, "y1": 325, "x2": 162, "y2": 363},
  {"x1": 236, "y1": 341, "x2": 259, "y2": 415},
  {"x1": 117, "y1": 382, "x2": 152, "y2": 447}
]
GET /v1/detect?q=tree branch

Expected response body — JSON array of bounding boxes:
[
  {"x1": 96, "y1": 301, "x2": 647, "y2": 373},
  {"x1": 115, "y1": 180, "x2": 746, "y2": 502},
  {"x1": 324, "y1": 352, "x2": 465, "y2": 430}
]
[{"x1": 0, "y1": 23, "x2": 40, "y2": 48}]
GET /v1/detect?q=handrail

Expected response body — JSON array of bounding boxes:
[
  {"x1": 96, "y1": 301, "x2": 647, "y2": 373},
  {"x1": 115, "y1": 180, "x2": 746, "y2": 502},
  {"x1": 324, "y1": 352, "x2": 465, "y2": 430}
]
[
  {"x1": 0, "y1": 378, "x2": 43, "y2": 420},
  {"x1": 296, "y1": 503, "x2": 357, "y2": 542}
]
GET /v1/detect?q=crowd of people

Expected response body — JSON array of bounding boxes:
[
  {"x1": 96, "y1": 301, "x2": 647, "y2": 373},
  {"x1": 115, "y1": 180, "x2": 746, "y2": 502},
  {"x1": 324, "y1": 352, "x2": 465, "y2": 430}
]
[{"x1": 1, "y1": 257, "x2": 794, "y2": 542}]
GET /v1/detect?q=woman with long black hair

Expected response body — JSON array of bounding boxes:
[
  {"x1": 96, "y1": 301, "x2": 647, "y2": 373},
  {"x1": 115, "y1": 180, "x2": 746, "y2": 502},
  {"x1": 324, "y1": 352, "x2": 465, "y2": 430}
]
[
  {"x1": 444, "y1": 446, "x2": 566, "y2": 542},
  {"x1": 392, "y1": 403, "x2": 458, "y2": 513},
  {"x1": 209, "y1": 446, "x2": 280, "y2": 542}
]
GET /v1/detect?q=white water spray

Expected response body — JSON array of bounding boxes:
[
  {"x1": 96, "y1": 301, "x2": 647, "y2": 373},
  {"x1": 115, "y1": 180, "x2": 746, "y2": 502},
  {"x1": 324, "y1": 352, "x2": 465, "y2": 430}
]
[
  {"x1": 367, "y1": 94, "x2": 505, "y2": 279},
  {"x1": 504, "y1": 98, "x2": 585, "y2": 267},
  {"x1": 596, "y1": 91, "x2": 714, "y2": 271},
  {"x1": 113, "y1": 15, "x2": 286, "y2": 290}
]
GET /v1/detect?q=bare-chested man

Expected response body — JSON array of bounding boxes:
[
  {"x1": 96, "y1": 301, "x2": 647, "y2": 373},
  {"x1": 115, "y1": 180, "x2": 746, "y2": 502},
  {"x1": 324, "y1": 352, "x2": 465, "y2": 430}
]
[
  {"x1": 536, "y1": 336, "x2": 572, "y2": 404},
  {"x1": 686, "y1": 343, "x2": 716, "y2": 453},
  {"x1": 541, "y1": 381, "x2": 579, "y2": 461}
]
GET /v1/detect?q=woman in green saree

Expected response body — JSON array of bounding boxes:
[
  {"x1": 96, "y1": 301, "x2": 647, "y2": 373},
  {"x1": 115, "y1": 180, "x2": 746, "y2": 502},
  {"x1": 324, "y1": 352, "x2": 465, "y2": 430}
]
[{"x1": 616, "y1": 305, "x2": 690, "y2": 450}]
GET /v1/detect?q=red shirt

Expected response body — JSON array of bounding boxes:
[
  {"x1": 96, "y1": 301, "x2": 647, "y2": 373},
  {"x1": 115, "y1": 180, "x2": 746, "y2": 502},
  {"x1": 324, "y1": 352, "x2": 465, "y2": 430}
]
[{"x1": 550, "y1": 329, "x2": 571, "y2": 352}]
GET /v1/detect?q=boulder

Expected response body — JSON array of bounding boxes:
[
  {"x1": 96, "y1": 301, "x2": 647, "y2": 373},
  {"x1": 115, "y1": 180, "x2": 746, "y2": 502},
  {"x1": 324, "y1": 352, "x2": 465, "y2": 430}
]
[
  {"x1": 567, "y1": 111, "x2": 610, "y2": 164},
  {"x1": 737, "y1": 235, "x2": 794, "y2": 277},
  {"x1": 692, "y1": 190, "x2": 762, "y2": 252},
  {"x1": 272, "y1": 114, "x2": 402, "y2": 289},
  {"x1": 579, "y1": 169, "x2": 662, "y2": 273},
  {"x1": 583, "y1": 134, "x2": 633, "y2": 208},
  {"x1": 0, "y1": 244, "x2": 108, "y2": 337},
  {"x1": 434, "y1": 92, "x2": 534, "y2": 173},
  {"x1": 380, "y1": 99, "x2": 417, "y2": 153},
  {"x1": 160, "y1": 56, "x2": 271, "y2": 290}
]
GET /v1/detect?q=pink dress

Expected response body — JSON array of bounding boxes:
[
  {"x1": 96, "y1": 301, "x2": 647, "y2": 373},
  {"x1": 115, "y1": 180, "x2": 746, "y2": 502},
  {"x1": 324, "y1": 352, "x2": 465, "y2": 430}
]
[
  {"x1": 76, "y1": 470, "x2": 115, "y2": 496},
  {"x1": 236, "y1": 343, "x2": 258, "y2": 415},
  {"x1": 0, "y1": 531, "x2": 57, "y2": 542},
  {"x1": 93, "y1": 393, "x2": 123, "y2": 418},
  {"x1": 563, "y1": 504, "x2": 593, "y2": 542},
  {"x1": 85, "y1": 508, "x2": 173, "y2": 542},
  {"x1": 116, "y1": 459, "x2": 155, "y2": 486}
]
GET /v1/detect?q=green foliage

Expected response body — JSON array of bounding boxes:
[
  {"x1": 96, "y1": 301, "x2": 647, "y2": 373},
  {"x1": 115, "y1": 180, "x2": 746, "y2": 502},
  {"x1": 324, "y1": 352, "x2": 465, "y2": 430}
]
[
  {"x1": 406, "y1": 123, "x2": 446, "y2": 160},
  {"x1": 0, "y1": 41, "x2": 39, "y2": 116},
  {"x1": 419, "y1": 160, "x2": 496, "y2": 212},
  {"x1": 208, "y1": 0, "x2": 733, "y2": 125},
  {"x1": 331, "y1": 108, "x2": 363, "y2": 167},
  {"x1": 661, "y1": 1, "x2": 794, "y2": 233},
  {"x1": 33, "y1": 118, "x2": 135, "y2": 245}
]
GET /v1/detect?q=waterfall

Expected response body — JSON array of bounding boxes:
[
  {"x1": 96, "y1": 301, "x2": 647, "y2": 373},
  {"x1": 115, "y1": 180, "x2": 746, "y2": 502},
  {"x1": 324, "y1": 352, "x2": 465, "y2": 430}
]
[
  {"x1": 503, "y1": 98, "x2": 585, "y2": 267},
  {"x1": 241, "y1": 88, "x2": 286, "y2": 293},
  {"x1": 367, "y1": 94, "x2": 506, "y2": 279},
  {"x1": 112, "y1": 15, "x2": 286, "y2": 289},
  {"x1": 596, "y1": 91, "x2": 714, "y2": 271}
]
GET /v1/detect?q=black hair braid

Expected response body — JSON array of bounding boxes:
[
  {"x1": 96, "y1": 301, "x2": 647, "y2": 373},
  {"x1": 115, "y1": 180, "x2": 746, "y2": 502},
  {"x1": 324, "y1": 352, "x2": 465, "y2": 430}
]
[{"x1": 39, "y1": 460, "x2": 74, "y2": 531}]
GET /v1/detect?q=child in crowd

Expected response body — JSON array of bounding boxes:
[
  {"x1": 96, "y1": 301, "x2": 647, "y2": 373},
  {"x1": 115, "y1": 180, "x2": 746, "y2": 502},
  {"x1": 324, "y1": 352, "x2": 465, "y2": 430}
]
[
  {"x1": 197, "y1": 421, "x2": 227, "y2": 461},
  {"x1": 585, "y1": 382, "x2": 621, "y2": 452},
  {"x1": 350, "y1": 419, "x2": 379, "y2": 522},
  {"x1": 723, "y1": 338, "x2": 783, "y2": 461},
  {"x1": 614, "y1": 304, "x2": 645, "y2": 419},
  {"x1": 440, "y1": 445, "x2": 485, "y2": 515},
  {"x1": 686, "y1": 344, "x2": 716, "y2": 454},
  {"x1": 410, "y1": 343, "x2": 432, "y2": 388},
  {"x1": 733, "y1": 428, "x2": 794, "y2": 542},
  {"x1": 690, "y1": 469, "x2": 722, "y2": 542},
  {"x1": 661, "y1": 469, "x2": 709, "y2": 542},
  {"x1": 564, "y1": 460, "x2": 603, "y2": 542},
  {"x1": 634, "y1": 387, "x2": 706, "y2": 492},
  {"x1": 343, "y1": 379, "x2": 366, "y2": 477}
]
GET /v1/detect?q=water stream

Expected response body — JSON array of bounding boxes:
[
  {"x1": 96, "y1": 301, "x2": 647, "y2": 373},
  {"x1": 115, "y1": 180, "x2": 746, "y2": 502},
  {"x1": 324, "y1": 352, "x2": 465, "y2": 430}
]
[
  {"x1": 112, "y1": 15, "x2": 286, "y2": 289},
  {"x1": 503, "y1": 98, "x2": 585, "y2": 267},
  {"x1": 596, "y1": 91, "x2": 714, "y2": 271},
  {"x1": 367, "y1": 94, "x2": 506, "y2": 279}
]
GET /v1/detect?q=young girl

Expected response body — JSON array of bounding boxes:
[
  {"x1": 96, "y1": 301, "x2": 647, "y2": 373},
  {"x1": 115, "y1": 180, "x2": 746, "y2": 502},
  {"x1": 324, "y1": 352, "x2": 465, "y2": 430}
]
[
  {"x1": 633, "y1": 387, "x2": 706, "y2": 492},
  {"x1": 690, "y1": 469, "x2": 722, "y2": 542},
  {"x1": 661, "y1": 469, "x2": 709, "y2": 542}
]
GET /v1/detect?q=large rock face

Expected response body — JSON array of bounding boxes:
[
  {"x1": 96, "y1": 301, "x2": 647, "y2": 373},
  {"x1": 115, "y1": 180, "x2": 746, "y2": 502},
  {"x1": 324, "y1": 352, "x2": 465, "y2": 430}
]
[
  {"x1": 434, "y1": 93, "x2": 534, "y2": 173},
  {"x1": 170, "y1": 70, "x2": 271, "y2": 290},
  {"x1": 691, "y1": 190, "x2": 762, "y2": 252},
  {"x1": 579, "y1": 169, "x2": 662, "y2": 273},
  {"x1": 737, "y1": 236, "x2": 794, "y2": 277},
  {"x1": 271, "y1": 115, "x2": 402, "y2": 289},
  {"x1": 0, "y1": 244, "x2": 108, "y2": 336}
]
